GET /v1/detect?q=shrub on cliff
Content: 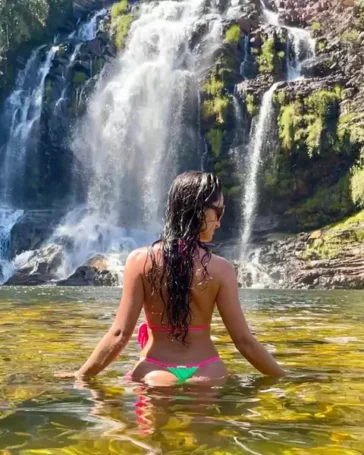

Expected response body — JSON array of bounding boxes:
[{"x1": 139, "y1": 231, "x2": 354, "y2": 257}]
[{"x1": 111, "y1": 0, "x2": 132, "y2": 50}]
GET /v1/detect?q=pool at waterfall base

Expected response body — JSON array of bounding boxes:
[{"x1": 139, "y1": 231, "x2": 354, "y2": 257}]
[{"x1": 1, "y1": 287, "x2": 364, "y2": 454}]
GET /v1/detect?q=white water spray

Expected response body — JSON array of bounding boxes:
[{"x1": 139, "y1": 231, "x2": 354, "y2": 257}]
[{"x1": 55, "y1": 0, "x2": 227, "y2": 278}]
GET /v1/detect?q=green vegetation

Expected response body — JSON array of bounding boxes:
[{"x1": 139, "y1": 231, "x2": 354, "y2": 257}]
[
  {"x1": 206, "y1": 129, "x2": 224, "y2": 158},
  {"x1": 286, "y1": 176, "x2": 354, "y2": 231},
  {"x1": 245, "y1": 93, "x2": 258, "y2": 116},
  {"x1": 114, "y1": 14, "x2": 133, "y2": 50},
  {"x1": 278, "y1": 88, "x2": 343, "y2": 157},
  {"x1": 202, "y1": 96, "x2": 231, "y2": 124},
  {"x1": 111, "y1": 0, "x2": 128, "y2": 19},
  {"x1": 274, "y1": 90, "x2": 286, "y2": 105},
  {"x1": 279, "y1": 102, "x2": 302, "y2": 151},
  {"x1": 318, "y1": 40, "x2": 326, "y2": 52},
  {"x1": 0, "y1": 0, "x2": 72, "y2": 90},
  {"x1": 300, "y1": 210, "x2": 364, "y2": 260},
  {"x1": 110, "y1": 0, "x2": 133, "y2": 50},
  {"x1": 311, "y1": 22, "x2": 322, "y2": 33},
  {"x1": 341, "y1": 29, "x2": 360, "y2": 46},
  {"x1": 201, "y1": 72, "x2": 231, "y2": 124},
  {"x1": 203, "y1": 76, "x2": 224, "y2": 96},
  {"x1": 257, "y1": 37, "x2": 275, "y2": 73},
  {"x1": 224, "y1": 24, "x2": 241, "y2": 44},
  {"x1": 73, "y1": 71, "x2": 87, "y2": 85}
]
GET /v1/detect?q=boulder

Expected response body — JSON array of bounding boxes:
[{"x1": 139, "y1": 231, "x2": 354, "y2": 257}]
[
  {"x1": 9, "y1": 210, "x2": 66, "y2": 260},
  {"x1": 57, "y1": 254, "x2": 122, "y2": 286},
  {"x1": 4, "y1": 245, "x2": 64, "y2": 286},
  {"x1": 301, "y1": 55, "x2": 334, "y2": 78}
]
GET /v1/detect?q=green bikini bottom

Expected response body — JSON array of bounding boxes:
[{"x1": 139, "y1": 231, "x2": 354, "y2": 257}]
[{"x1": 144, "y1": 356, "x2": 220, "y2": 384}]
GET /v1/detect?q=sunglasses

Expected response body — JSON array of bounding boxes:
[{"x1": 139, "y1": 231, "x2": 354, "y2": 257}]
[{"x1": 205, "y1": 204, "x2": 225, "y2": 221}]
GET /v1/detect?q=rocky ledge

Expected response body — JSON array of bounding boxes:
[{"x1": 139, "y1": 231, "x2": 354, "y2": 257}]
[{"x1": 237, "y1": 210, "x2": 364, "y2": 289}]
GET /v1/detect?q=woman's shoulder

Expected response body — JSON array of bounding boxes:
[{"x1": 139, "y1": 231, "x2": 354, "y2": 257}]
[
  {"x1": 125, "y1": 243, "x2": 161, "y2": 268},
  {"x1": 209, "y1": 252, "x2": 236, "y2": 274}
]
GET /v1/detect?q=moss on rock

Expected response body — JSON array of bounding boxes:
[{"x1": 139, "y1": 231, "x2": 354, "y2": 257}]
[
  {"x1": 300, "y1": 210, "x2": 364, "y2": 260},
  {"x1": 111, "y1": 0, "x2": 133, "y2": 51},
  {"x1": 285, "y1": 175, "x2": 355, "y2": 231},
  {"x1": 224, "y1": 24, "x2": 241, "y2": 44}
]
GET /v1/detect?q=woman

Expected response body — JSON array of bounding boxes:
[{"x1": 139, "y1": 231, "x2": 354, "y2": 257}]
[{"x1": 58, "y1": 171, "x2": 285, "y2": 386}]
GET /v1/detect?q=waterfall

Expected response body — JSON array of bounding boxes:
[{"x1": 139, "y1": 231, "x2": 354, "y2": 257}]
[
  {"x1": 238, "y1": 0, "x2": 316, "y2": 283},
  {"x1": 260, "y1": 0, "x2": 279, "y2": 26},
  {"x1": 77, "y1": 9, "x2": 107, "y2": 41},
  {"x1": 53, "y1": 0, "x2": 228, "y2": 278},
  {"x1": 0, "y1": 46, "x2": 59, "y2": 205},
  {"x1": 240, "y1": 83, "x2": 278, "y2": 257},
  {"x1": 286, "y1": 27, "x2": 316, "y2": 81},
  {"x1": 240, "y1": 34, "x2": 250, "y2": 78}
]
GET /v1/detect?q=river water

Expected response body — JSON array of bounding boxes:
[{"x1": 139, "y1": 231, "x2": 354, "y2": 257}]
[{"x1": 1, "y1": 287, "x2": 364, "y2": 454}]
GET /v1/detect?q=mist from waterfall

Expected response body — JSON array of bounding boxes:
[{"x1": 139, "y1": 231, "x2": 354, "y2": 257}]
[
  {"x1": 0, "y1": 9, "x2": 112, "y2": 282},
  {"x1": 53, "y1": 0, "x2": 230, "y2": 278}
]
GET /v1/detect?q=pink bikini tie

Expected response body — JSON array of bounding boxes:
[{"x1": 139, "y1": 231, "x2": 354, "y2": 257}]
[{"x1": 137, "y1": 322, "x2": 209, "y2": 349}]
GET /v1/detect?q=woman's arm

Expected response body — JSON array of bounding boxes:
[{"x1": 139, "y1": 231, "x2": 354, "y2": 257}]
[
  {"x1": 58, "y1": 249, "x2": 145, "y2": 379},
  {"x1": 216, "y1": 258, "x2": 286, "y2": 377}
]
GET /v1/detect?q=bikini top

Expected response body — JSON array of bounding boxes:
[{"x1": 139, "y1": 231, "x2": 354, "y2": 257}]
[{"x1": 137, "y1": 322, "x2": 209, "y2": 349}]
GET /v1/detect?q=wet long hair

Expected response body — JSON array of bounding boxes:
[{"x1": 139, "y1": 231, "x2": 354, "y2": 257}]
[{"x1": 147, "y1": 171, "x2": 223, "y2": 344}]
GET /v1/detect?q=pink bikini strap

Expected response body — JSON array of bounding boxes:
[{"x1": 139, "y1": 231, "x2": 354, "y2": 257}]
[
  {"x1": 144, "y1": 356, "x2": 220, "y2": 369},
  {"x1": 137, "y1": 322, "x2": 209, "y2": 349}
]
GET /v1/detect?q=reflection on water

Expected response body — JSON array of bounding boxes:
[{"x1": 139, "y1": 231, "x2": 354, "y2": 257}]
[{"x1": 1, "y1": 287, "x2": 364, "y2": 454}]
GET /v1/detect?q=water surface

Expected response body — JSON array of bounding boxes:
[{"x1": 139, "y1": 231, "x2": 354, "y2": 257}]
[{"x1": 1, "y1": 287, "x2": 364, "y2": 454}]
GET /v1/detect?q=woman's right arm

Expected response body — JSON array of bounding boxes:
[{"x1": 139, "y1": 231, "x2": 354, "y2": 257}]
[{"x1": 216, "y1": 258, "x2": 286, "y2": 377}]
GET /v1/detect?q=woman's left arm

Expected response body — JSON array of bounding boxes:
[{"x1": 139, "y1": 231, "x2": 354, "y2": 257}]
[{"x1": 58, "y1": 249, "x2": 145, "y2": 379}]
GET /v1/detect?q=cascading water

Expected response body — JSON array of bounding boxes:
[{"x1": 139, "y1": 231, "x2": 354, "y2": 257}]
[
  {"x1": 238, "y1": 0, "x2": 316, "y2": 287},
  {"x1": 0, "y1": 46, "x2": 58, "y2": 204},
  {"x1": 286, "y1": 27, "x2": 316, "y2": 81},
  {"x1": 0, "y1": 9, "x2": 109, "y2": 283},
  {"x1": 240, "y1": 83, "x2": 278, "y2": 257},
  {"x1": 0, "y1": 209, "x2": 23, "y2": 284},
  {"x1": 53, "y1": 0, "x2": 230, "y2": 279},
  {"x1": 240, "y1": 34, "x2": 250, "y2": 78},
  {"x1": 260, "y1": 0, "x2": 279, "y2": 26},
  {"x1": 77, "y1": 9, "x2": 107, "y2": 41}
]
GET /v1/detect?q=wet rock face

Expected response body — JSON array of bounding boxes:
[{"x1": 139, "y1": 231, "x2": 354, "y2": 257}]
[
  {"x1": 235, "y1": 213, "x2": 364, "y2": 290},
  {"x1": 9, "y1": 210, "x2": 66, "y2": 259},
  {"x1": 4, "y1": 245, "x2": 64, "y2": 286}
]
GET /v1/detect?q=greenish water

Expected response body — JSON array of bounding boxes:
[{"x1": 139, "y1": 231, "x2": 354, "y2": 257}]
[{"x1": 1, "y1": 287, "x2": 364, "y2": 454}]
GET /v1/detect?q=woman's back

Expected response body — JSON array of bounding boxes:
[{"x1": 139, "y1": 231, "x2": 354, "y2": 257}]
[
  {"x1": 142, "y1": 243, "x2": 220, "y2": 329},
  {"x1": 57, "y1": 172, "x2": 285, "y2": 386}
]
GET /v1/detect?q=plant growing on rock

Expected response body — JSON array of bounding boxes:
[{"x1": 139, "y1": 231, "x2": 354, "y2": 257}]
[
  {"x1": 111, "y1": 0, "x2": 128, "y2": 19},
  {"x1": 257, "y1": 37, "x2": 275, "y2": 73},
  {"x1": 224, "y1": 24, "x2": 241, "y2": 44},
  {"x1": 111, "y1": 0, "x2": 133, "y2": 50}
]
